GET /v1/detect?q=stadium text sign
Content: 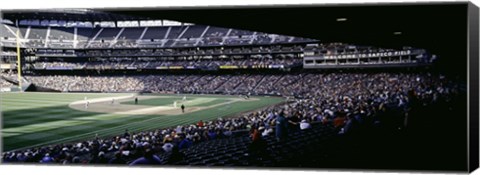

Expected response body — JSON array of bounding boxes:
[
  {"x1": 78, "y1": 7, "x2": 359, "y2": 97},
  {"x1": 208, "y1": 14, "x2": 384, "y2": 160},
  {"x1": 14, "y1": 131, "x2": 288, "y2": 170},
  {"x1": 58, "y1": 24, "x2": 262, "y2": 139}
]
[{"x1": 321, "y1": 50, "x2": 414, "y2": 59}]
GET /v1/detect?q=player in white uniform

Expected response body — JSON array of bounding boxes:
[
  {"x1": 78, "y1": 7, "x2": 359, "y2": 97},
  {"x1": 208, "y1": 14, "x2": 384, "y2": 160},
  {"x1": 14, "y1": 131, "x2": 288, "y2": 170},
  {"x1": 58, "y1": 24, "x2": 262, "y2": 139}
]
[
  {"x1": 174, "y1": 101, "x2": 177, "y2": 108},
  {"x1": 84, "y1": 97, "x2": 88, "y2": 108},
  {"x1": 182, "y1": 96, "x2": 187, "y2": 101}
]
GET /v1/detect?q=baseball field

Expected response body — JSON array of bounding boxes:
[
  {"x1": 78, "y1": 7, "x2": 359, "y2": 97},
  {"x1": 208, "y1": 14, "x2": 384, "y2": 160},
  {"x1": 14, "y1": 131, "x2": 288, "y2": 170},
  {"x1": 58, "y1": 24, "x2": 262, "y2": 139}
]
[{"x1": 1, "y1": 92, "x2": 284, "y2": 152}]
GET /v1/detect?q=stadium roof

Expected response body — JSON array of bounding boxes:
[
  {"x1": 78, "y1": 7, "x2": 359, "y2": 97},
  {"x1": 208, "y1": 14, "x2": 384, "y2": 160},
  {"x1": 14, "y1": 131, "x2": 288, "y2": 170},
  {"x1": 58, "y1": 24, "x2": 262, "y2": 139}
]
[
  {"x1": 1, "y1": 2, "x2": 477, "y2": 75},
  {"x1": 100, "y1": 2, "x2": 475, "y2": 75},
  {"x1": 1, "y1": 9, "x2": 151, "y2": 21}
]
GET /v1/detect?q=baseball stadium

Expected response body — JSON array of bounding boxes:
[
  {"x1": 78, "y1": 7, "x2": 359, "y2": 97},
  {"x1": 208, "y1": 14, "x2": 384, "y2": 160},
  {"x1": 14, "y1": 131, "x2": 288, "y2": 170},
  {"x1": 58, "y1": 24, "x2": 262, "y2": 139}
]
[{"x1": 0, "y1": 3, "x2": 471, "y2": 171}]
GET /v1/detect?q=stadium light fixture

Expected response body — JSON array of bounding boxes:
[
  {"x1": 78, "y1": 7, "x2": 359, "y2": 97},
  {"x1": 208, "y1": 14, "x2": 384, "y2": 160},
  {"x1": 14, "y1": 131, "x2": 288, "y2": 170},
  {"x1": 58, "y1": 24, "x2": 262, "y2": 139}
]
[
  {"x1": 336, "y1": 18, "x2": 347, "y2": 22},
  {"x1": 393, "y1": 31, "x2": 402, "y2": 35}
]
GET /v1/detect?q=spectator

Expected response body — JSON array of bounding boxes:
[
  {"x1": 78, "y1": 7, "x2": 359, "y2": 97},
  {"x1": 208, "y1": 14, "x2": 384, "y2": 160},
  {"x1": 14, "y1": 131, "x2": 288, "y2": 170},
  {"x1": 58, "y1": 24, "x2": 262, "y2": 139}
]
[
  {"x1": 40, "y1": 153, "x2": 53, "y2": 163},
  {"x1": 275, "y1": 111, "x2": 288, "y2": 142},
  {"x1": 248, "y1": 127, "x2": 268, "y2": 160},
  {"x1": 90, "y1": 151, "x2": 108, "y2": 164},
  {"x1": 197, "y1": 120, "x2": 204, "y2": 127},
  {"x1": 128, "y1": 148, "x2": 162, "y2": 165},
  {"x1": 287, "y1": 114, "x2": 301, "y2": 131},
  {"x1": 163, "y1": 146, "x2": 184, "y2": 164},
  {"x1": 223, "y1": 127, "x2": 234, "y2": 137},
  {"x1": 108, "y1": 151, "x2": 126, "y2": 164},
  {"x1": 207, "y1": 129, "x2": 217, "y2": 140},
  {"x1": 178, "y1": 135, "x2": 193, "y2": 150},
  {"x1": 124, "y1": 129, "x2": 130, "y2": 138},
  {"x1": 162, "y1": 142, "x2": 174, "y2": 153},
  {"x1": 299, "y1": 119, "x2": 311, "y2": 130}
]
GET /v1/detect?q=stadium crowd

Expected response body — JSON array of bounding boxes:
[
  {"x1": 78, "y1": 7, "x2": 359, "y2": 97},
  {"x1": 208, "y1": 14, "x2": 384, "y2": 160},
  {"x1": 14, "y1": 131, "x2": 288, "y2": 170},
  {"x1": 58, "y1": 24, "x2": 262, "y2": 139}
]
[
  {"x1": 0, "y1": 71, "x2": 20, "y2": 88},
  {"x1": 32, "y1": 56, "x2": 302, "y2": 70},
  {"x1": 0, "y1": 77, "x2": 13, "y2": 88},
  {"x1": 2, "y1": 72, "x2": 462, "y2": 165}
]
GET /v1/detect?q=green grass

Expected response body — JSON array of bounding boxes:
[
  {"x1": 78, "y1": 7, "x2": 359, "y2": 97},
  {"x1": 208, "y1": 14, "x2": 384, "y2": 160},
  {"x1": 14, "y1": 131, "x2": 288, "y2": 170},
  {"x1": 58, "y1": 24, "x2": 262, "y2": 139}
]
[
  {"x1": 121, "y1": 97, "x2": 197, "y2": 106},
  {"x1": 1, "y1": 92, "x2": 284, "y2": 151},
  {"x1": 121, "y1": 96, "x2": 231, "y2": 107},
  {"x1": 194, "y1": 99, "x2": 230, "y2": 106}
]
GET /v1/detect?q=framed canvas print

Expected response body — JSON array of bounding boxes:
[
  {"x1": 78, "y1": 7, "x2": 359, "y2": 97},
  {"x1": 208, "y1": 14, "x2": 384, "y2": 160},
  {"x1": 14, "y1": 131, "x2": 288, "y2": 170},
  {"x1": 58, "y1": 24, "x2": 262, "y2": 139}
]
[{"x1": 1, "y1": 1, "x2": 479, "y2": 174}]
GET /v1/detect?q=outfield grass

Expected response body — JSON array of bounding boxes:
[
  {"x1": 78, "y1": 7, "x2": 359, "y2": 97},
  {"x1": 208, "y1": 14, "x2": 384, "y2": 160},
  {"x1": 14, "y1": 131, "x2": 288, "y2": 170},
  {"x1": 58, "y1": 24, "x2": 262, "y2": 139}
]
[{"x1": 1, "y1": 92, "x2": 284, "y2": 151}]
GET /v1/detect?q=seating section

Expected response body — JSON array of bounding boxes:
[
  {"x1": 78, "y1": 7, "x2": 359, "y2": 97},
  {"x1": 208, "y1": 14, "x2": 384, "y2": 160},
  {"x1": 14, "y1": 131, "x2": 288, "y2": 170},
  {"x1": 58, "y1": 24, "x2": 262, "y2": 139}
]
[
  {"x1": 118, "y1": 28, "x2": 144, "y2": 40},
  {"x1": 1, "y1": 24, "x2": 315, "y2": 48},
  {"x1": 0, "y1": 73, "x2": 16, "y2": 88},
  {"x1": 252, "y1": 33, "x2": 273, "y2": 44},
  {"x1": 167, "y1": 124, "x2": 336, "y2": 167},
  {"x1": 95, "y1": 28, "x2": 121, "y2": 40},
  {"x1": 1, "y1": 25, "x2": 18, "y2": 38},
  {"x1": 142, "y1": 27, "x2": 169, "y2": 40},
  {"x1": 166, "y1": 26, "x2": 185, "y2": 39},
  {"x1": 18, "y1": 27, "x2": 28, "y2": 38},
  {"x1": 181, "y1": 25, "x2": 207, "y2": 39},
  {"x1": 0, "y1": 78, "x2": 13, "y2": 88},
  {"x1": 228, "y1": 29, "x2": 255, "y2": 37},
  {"x1": 49, "y1": 27, "x2": 75, "y2": 40},
  {"x1": 203, "y1": 27, "x2": 229, "y2": 38},
  {"x1": 291, "y1": 37, "x2": 315, "y2": 43},
  {"x1": 76, "y1": 28, "x2": 94, "y2": 40},
  {"x1": 28, "y1": 27, "x2": 48, "y2": 39}
]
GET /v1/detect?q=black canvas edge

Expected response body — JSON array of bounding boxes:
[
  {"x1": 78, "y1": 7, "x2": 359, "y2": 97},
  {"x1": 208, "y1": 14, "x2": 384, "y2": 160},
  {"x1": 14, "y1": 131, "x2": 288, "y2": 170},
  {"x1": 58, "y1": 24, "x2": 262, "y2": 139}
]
[
  {"x1": 0, "y1": 9, "x2": 4, "y2": 165},
  {"x1": 0, "y1": 1, "x2": 469, "y2": 13},
  {"x1": 468, "y1": 1, "x2": 480, "y2": 173}
]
